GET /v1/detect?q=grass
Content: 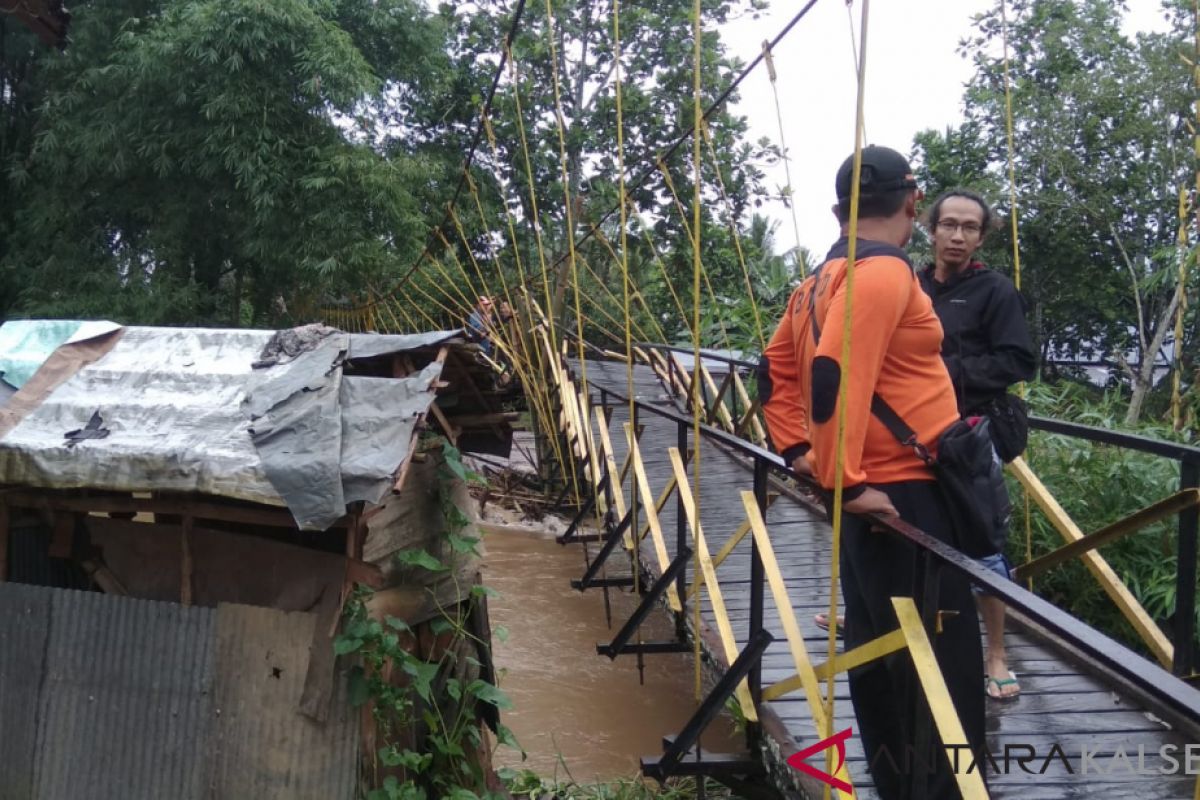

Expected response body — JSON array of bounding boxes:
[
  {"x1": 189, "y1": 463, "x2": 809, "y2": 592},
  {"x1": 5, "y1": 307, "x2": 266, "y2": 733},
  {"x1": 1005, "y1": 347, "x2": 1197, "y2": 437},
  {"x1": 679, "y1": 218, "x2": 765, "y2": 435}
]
[{"x1": 500, "y1": 768, "x2": 744, "y2": 800}]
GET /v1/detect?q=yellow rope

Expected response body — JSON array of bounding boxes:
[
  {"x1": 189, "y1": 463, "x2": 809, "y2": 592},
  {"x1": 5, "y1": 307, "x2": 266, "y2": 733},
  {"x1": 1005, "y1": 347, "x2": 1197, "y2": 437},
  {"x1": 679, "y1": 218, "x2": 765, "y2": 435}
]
[
  {"x1": 379, "y1": 295, "x2": 416, "y2": 333},
  {"x1": 824, "y1": 3, "x2": 870, "y2": 791},
  {"x1": 761, "y1": 40, "x2": 806, "y2": 279},
  {"x1": 542, "y1": 0, "x2": 590, "y2": 397},
  {"x1": 631, "y1": 208, "x2": 694, "y2": 339},
  {"x1": 999, "y1": 0, "x2": 1034, "y2": 585},
  {"x1": 480, "y1": 111, "x2": 572, "y2": 485},
  {"x1": 656, "y1": 159, "x2": 734, "y2": 352},
  {"x1": 613, "y1": 0, "x2": 642, "y2": 641},
  {"x1": 506, "y1": 44, "x2": 560, "y2": 353},
  {"x1": 450, "y1": 192, "x2": 564, "y2": 464},
  {"x1": 1175, "y1": 187, "x2": 1191, "y2": 431},
  {"x1": 702, "y1": 119, "x2": 766, "y2": 351},
  {"x1": 432, "y1": 228, "x2": 484, "y2": 312},
  {"x1": 575, "y1": 251, "x2": 660, "y2": 344},
  {"x1": 844, "y1": 0, "x2": 866, "y2": 142},
  {"x1": 691, "y1": 0, "x2": 704, "y2": 703},
  {"x1": 586, "y1": 225, "x2": 670, "y2": 342},
  {"x1": 1174, "y1": 0, "x2": 1199, "y2": 431}
]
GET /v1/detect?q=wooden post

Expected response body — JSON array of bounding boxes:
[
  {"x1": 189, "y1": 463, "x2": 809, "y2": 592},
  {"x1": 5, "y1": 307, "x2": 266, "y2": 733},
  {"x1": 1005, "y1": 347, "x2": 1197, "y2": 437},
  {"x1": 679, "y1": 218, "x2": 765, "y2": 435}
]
[{"x1": 180, "y1": 515, "x2": 194, "y2": 606}]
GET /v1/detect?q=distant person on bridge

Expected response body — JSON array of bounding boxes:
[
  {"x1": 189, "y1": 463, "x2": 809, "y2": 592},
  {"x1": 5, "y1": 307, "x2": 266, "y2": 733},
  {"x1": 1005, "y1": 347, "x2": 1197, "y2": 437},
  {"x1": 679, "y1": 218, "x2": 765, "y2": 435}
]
[
  {"x1": 920, "y1": 188, "x2": 1036, "y2": 699},
  {"x1": 465, "y1": 296, "x2": 494, "y2": 355},
  {"x1": 759, "y1": 146, "x2": 986, "y2": 799}
]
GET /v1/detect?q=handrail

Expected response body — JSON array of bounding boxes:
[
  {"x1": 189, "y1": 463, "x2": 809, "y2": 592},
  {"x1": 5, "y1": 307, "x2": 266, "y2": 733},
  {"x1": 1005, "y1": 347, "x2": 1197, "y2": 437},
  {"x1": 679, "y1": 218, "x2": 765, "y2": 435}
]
[
  {"x1": 589, "y1": 374, "x2": 1200, "y2": 730},
  {"x1": 635, "y1": 341, "x2": 761, "y2": 372},
  {"x1": 629, "y1": 340, "x2": 1200, "y2": 676},
  {"x1": 1028, "y1": 415, "x2": 1200, "y2": 464}
]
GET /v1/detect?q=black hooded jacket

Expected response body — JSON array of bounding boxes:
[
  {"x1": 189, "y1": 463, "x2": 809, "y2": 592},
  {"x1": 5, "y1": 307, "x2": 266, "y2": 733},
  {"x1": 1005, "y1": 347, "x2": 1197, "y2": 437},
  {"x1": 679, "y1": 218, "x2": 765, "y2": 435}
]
[{"x1": 918, "y1": 263, "x2": 1036, "y2": 414}]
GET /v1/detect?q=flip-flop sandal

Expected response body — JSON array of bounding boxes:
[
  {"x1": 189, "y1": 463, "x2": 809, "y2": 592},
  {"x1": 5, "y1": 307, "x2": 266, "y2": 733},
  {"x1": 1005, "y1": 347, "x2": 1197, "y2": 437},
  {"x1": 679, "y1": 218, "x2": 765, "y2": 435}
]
[
  {"x1": 813, "y1": 613, "x2": 845, "y2": 638},
  {"x1": 985, "y1": 671, "x2": 1020, "y2": 699}
]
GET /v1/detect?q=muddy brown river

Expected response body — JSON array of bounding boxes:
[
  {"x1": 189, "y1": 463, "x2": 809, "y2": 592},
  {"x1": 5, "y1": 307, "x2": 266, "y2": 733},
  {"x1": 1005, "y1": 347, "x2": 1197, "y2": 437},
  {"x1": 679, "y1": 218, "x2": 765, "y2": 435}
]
[{"x1": 482, "y1": 524, "x2": 740, "y2": 784}]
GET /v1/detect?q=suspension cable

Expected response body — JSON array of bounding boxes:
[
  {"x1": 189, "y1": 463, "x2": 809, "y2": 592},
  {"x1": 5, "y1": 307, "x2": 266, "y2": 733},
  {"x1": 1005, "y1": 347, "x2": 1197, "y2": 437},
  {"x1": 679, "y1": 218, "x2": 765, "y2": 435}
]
[
  {"x1": 824, "y1": 2, "x2": 870, "y2": 789},
  {"x1": 762, "y1": 40, "x2": 806, "y2": 280},
  {"x1": 999, "y1": 0, "x2": 1034, "y2": 583},
  {"x1": 702, "y1": 119, "x2": 766, "y2": 351}
]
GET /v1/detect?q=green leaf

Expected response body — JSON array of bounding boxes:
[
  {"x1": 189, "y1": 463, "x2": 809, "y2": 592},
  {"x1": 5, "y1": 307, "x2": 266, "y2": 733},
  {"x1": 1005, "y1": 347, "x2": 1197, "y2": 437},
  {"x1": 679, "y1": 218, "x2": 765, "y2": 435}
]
[
  {"x1": 333, "y1": 637, "x2": 362, "y2": 656},
  {"x1": 395, "y1": 548, "x2": 446, "y2": 572},
  {"x1": 385, "y1": 615, "x2": 411, "y2": 632},
  {"x1": 470, "y1": 585, "x2": 499, "y2": 599},
  {"x1": 466, "y1": 679, "x2": 512, "y2": 710},
  {"x1": 403, "y1": 660, "x2": 440, "y2": 703},
  {"x1": 447, "y1": 533, "x2": 480, "y2": 555},
  {"x1": 495, "y1": 724, "x2": 523, "y2": 753},
  {"x1": 493, "y1": 625, "x2": 509, "y2": 643}
]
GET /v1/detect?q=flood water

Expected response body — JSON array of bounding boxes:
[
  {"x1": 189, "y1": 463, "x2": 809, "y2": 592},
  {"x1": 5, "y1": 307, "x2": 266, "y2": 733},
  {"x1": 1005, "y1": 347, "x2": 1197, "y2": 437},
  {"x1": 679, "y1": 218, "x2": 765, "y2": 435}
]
[{"x1": 482, "y1": 523, "x2": 741, "y2": 784}]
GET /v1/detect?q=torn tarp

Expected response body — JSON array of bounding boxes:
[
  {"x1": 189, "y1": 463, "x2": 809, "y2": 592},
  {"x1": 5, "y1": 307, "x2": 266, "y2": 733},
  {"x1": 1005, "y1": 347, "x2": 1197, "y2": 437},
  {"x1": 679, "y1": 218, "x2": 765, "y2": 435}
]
[
  {"x1": 243, "y1": 331, "x2": 349, "y2": 530},
  {"x1": 0, "y1": 323, "x2": 455, "y2": 530}
]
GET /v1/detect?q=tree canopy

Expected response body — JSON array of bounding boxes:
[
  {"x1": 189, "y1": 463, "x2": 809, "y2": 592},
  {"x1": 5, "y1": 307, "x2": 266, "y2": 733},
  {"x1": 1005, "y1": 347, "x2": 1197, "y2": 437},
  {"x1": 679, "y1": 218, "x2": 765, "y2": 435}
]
[
  {"x1": 912, "y1": 0, "x2": 1198, "y2": 423},
  {"x1": 1, "y1": 0, "x2": 468, "y2": 325}
]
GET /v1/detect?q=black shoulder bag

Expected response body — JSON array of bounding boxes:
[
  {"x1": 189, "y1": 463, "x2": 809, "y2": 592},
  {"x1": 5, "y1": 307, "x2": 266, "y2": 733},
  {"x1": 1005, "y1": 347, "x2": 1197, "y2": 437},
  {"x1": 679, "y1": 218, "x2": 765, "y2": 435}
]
[{"x1": 870, "y1": 396, "x2": 1011, "y2": 559}]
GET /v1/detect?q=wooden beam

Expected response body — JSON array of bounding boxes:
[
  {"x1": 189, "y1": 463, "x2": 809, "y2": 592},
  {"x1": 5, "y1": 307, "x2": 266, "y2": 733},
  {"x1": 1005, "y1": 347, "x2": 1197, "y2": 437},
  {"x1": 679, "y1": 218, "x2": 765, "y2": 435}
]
[
  {"x1": 893, "y1": 597, "x2": 989, "y2": 800},
  {"x1": 443, "y1": 411, "x2": 521, "y2": 427},
  {"x1": 1017, "y1": 488, "x2": 1200, "y2": 580},
  {"x1": 668, "y1": 446, "x2": 757, "y2": 722},
  {"x1": 180, "y1": 515, "x2": 194, "y2": 606},
  {"x1": 1009, "y1": 456, "x2": 1174, "y2": 668},
  {"x1": 625, "y1": 423, "x2": 681, "y2": 612},
  {"x1": 730, "y1": 370, "x2": 767, "y2": 444},
  {"x1": 1, "y1": 490, "x2": 324, "y2": 530},
  {"x1": 698, "y1": 362, "x2": 735, "y2": 432},
  {"x1": 427, "y1": 402, "x2": 459, "y2": 445}
]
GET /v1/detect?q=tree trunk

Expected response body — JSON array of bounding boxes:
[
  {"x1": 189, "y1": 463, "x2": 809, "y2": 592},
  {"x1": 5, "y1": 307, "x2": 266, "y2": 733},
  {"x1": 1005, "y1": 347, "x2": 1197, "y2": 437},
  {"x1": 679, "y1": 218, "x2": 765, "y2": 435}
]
[{"x1": 1124, "y1": 281, "x2": 1184, "y2": 425}]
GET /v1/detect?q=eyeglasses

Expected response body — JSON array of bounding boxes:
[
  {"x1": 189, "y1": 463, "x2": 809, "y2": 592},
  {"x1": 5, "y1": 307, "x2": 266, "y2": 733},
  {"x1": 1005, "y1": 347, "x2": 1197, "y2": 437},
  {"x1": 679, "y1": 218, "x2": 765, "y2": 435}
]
[{"x1": 936, "y1": 220, "x2": 983, "y2": 236}]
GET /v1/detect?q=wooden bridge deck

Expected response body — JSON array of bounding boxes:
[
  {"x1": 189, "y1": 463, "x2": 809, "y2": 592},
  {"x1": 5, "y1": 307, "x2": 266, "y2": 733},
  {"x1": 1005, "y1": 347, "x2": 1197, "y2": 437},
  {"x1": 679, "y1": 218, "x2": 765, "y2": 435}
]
[{"x1": 568, "y1": 358, "x2": 1196, "y2": 799}]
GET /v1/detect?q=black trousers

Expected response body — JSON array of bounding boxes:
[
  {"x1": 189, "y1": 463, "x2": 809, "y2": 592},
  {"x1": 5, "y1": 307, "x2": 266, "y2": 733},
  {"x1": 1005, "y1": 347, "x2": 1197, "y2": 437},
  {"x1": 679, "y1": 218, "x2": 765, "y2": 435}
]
[{"x1": 839, "y1": 480, "x2": 986, "y2": 800}]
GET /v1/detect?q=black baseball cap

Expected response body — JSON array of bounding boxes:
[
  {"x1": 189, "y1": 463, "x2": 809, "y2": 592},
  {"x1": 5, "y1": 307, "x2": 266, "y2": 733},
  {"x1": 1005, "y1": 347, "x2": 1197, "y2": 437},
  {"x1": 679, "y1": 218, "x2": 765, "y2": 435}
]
[{"x1": 835, "y1": 145, "x2": 918, "y2": 201}]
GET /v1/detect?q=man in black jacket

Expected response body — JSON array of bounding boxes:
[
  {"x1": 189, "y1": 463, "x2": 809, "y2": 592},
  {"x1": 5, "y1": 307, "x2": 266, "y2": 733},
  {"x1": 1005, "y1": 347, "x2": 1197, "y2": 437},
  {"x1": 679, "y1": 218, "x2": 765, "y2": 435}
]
[{"x1": 919, "y1": 188, "x2": 1036, "y2": 699}]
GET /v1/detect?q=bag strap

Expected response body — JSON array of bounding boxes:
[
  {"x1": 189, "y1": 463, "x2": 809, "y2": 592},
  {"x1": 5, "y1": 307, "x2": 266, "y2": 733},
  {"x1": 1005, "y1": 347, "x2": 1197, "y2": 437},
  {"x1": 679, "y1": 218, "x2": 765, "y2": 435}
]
[
  {"x1": 805, "y1": 240, "x2": 931, "y2": 465},
  {"x1": 870, "y1": 394, "x2": 935, "y2": 466}
]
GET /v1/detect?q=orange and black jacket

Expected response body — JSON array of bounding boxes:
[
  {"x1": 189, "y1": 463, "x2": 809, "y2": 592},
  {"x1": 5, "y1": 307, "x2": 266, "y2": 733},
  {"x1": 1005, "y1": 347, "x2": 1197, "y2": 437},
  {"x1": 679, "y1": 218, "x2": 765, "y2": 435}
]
[{"x1": 759, "y1": 238, "x2": 960, "y2": 500}]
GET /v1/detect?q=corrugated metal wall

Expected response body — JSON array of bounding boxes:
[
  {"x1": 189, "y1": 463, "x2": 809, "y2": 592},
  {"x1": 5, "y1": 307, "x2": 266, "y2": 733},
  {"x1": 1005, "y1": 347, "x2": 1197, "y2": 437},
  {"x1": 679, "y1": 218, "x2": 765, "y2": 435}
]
[{"x1": 0, "y1": 585, "x2": 358, "y2": 800}]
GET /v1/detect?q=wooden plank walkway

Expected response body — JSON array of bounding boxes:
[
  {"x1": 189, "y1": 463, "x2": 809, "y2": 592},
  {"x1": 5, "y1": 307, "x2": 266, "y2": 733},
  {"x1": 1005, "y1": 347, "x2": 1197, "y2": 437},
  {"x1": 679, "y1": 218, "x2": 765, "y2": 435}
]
[{"x1": 568, "y1": 358, "x2": 1197, "y2": 799}]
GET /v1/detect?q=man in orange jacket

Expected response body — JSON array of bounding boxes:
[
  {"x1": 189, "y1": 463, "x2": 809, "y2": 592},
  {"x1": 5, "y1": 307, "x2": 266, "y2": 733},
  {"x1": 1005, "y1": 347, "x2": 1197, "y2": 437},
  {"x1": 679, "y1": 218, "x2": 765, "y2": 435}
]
[{"x1": 759, "y1": 146, "x2": 986, "y2": 798}]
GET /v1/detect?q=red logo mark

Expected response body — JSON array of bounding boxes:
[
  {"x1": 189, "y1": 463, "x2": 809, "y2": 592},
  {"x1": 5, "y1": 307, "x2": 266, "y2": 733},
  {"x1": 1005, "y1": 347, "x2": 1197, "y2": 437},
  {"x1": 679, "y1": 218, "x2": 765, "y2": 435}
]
[{"x1": 786, "y1": 727, "x2": 854, "y2": 794}]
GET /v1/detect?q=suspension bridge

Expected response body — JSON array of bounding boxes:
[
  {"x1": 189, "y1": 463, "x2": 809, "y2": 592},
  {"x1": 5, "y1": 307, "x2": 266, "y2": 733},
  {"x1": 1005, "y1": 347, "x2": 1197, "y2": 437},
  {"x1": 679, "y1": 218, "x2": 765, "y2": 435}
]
[{"x1": 318, "y1": 0, "x2": 1200, "y2": 796}]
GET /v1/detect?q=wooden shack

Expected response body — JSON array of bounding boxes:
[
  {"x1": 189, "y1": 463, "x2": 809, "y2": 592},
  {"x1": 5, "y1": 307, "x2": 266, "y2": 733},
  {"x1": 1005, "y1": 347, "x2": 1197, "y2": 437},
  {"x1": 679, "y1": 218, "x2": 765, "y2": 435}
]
[{"x1": 0, "y1": 320, "x2": 512, "y2": 799}]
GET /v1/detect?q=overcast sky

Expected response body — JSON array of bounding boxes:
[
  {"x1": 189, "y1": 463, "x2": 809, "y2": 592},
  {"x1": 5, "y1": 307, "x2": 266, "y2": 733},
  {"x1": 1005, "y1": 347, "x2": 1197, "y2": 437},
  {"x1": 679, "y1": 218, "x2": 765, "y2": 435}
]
[{"x1": 719, "y1": 0, "x2": 1173, "y2": 257}]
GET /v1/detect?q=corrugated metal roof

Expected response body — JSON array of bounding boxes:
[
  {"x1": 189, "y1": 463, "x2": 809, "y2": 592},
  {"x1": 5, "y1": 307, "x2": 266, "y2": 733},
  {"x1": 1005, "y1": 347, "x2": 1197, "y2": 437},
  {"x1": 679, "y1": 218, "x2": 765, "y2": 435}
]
[
  {"x1": 31, "y1": 587, "x2": 215, "y2": 800},
  {"x1": 0, "y1": 584, "x2": 359, "y2": 799},
  {"x1": 0, "y1": 323, "x2": 460, "y2": 529},
  {"x1": 208, "y1": 603, "x2": 358, "y2": 800}
]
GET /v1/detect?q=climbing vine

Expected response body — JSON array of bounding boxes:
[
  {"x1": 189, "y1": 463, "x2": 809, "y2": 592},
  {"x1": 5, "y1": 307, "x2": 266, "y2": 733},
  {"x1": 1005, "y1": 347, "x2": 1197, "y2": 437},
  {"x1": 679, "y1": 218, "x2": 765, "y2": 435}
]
[{"x1": 335, "y1": 437, "x2": 521, "y2": 800}]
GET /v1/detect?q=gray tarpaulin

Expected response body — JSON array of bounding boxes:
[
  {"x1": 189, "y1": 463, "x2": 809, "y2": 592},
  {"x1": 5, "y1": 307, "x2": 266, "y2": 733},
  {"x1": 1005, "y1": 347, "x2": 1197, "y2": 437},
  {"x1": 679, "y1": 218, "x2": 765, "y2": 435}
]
[
  {"x1": 0, "y1": 322, "x2": 459, "y2": 530},
  {"x1": 243, "y1": 331, "x2": 349, "y2": 530},
  {"x1": 347, "y1": 331, "x2": 458, "y2": 361},
  {"x1": 339, "y1": 364, "x2": 443, "y2": 507}
]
